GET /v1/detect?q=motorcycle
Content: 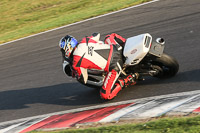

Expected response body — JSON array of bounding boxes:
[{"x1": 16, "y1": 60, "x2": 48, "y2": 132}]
[
  {"x1": 63, "y1": 33, "x2": 179, "y2": 88},
  {"x1": 82, "y1": 33, "x2": 179, "y2": 88}
]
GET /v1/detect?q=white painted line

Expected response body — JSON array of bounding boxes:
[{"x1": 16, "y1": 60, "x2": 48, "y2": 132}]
[
  {"x1": 17, "y1": 116, "x2": 50, "y2": 133},
  {"x1": 156, "y1": 94, "x2": 200, "y2": 116},
  {"x1": 121, "y1": 94, "x2": 200, "y2": 119},
  {"x1": 135, "y1": 101, "x2": 183, "y2": 118},
  {"x1": 0, "y1": 0, "x2": 160, "y2": 46},
  {"x1": 99, "y1": 101, "x2": 155, "y2": 122},
  {"x1": 169, "y1": 96, "x2": 200, "y2": 113},
  {"x1": 1, "y1": 89, "x2": 200, "y2": 127},
  {"x1": 181, "y1": 104, "x2": 200, "y2": 113},
  {"x1": 1, "y1": 92, "x2": 199, "y2": 132},
  {"x1": 0, "y1": 121, "x2": 27, "y2": 133}
]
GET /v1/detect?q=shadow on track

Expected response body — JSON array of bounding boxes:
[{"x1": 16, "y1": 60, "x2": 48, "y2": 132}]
[
  {"x1": 0, "y1": 83, "x2": 103, "y2": 110},
  {"x1": 137, "y1": 69, "x2": 200, "y2": 86},
  {"x1": 120, "y1": 69, "x2": 200, "y2": 100},
  {"x1": 0, "y1": 69, "x2": 199, "y2": 111}
]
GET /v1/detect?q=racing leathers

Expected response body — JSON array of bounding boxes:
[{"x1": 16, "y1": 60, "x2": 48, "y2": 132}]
[{"x1": 63, "y1": 33, "x2": 138, "y2": 100}]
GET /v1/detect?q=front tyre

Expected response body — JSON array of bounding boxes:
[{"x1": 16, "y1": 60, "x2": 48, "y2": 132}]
[{"x1": 151, "y1": 53, "x2": 179, "y2": 78}]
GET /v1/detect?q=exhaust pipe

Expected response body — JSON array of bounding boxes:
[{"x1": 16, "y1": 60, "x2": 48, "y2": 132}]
[{"x1": 156, "y1": 38, "x2": 165, "y2": 45}]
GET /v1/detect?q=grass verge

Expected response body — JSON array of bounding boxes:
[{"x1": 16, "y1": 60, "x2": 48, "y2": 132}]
[
  {"x1": 0, "y1": 0, "x2": 151, "y2": 44},
  {"x1": 30, "y1": 115, "x2": 200, "y2": 133}
]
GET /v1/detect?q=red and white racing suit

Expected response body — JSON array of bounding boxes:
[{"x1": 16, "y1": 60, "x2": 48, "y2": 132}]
[{"x1": 72, "y1": 33, "x2": 135, "y2": 100}]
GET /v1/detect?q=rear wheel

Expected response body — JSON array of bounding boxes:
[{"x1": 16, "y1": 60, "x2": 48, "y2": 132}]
[{"x1": 151, "y1": 53, "x2": 179, "y2": 78}]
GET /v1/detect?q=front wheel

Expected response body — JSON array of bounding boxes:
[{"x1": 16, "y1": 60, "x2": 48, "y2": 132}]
[{"x1": 151, "y1": 53, "x2": 179, "y2": 78}]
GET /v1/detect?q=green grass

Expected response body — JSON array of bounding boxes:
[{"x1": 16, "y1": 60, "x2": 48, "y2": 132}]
[
  {"x1": 31, "y1": 115, "x2": 200, "y2": 133},
  {"x1": 0, "y1": 0, "x2": 151, "y2": 44}
]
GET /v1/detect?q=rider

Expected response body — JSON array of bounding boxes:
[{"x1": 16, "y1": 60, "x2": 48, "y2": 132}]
[{"x1": 59, "y1": 33, "x2": 139, "y2": 100}]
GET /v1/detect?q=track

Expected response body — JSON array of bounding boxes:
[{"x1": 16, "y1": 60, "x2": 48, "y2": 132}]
[{"x1": 0, "y1": 0, "x2": 200, "y2": 123}]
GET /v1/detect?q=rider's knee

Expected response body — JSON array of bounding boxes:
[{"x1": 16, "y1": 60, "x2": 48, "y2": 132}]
[{"x1": 100, "y1": 90, "x2": 115, "y2": 100}]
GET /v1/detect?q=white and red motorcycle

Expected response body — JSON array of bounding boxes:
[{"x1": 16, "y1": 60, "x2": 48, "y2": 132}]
[{"x1": 64, "y1": 33, "x2": 179, "y2": 88}]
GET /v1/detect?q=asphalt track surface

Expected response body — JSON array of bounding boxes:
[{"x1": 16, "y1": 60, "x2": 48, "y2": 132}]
[{"x1": 0, "y1": 0, "x2": 200, "y2": 123}]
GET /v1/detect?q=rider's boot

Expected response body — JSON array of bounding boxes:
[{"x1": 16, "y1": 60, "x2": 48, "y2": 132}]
[{"x1": 118, "y1": 73, "x2": 139, "y2": 87}]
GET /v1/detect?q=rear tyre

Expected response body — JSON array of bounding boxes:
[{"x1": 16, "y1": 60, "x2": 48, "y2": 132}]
[{"x1": 151, "y1": 53, "x2": 179, "y2": 78}]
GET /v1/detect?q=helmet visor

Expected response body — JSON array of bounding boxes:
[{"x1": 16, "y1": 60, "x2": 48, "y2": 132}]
[{"x1": 59, "y1": 37, "x2": 66, "y2": 49}]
